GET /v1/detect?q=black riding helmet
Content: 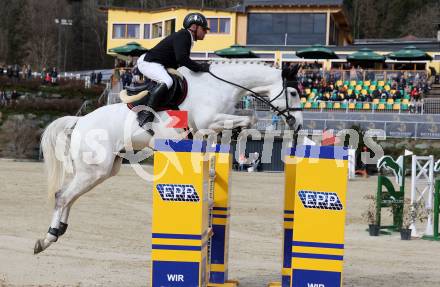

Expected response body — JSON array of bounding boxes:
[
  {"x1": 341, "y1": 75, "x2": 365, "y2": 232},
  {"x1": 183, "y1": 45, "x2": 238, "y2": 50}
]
[{"x1": 183, "y1": 13, "x2": 210, "y2": 30}]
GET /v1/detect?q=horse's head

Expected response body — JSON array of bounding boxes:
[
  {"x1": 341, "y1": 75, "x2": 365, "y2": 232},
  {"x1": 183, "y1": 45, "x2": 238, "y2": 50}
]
[
  {"x1": 208, "y1": 60, "x2": 303, "y2": 132},
  {"x1": 267, "y1": 64, "x2": 303, "y2": 132}
]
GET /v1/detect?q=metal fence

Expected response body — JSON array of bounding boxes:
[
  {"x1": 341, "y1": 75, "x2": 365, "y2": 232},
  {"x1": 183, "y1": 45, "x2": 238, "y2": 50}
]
[
  {"x1": 423, "y1": 98, "x2": 440, "y2": 114},
  {"x1": 235, "y1": 97, "x2": 429, "y2": 114},
  {"x1": 250, "y1": 112, "x2": 440, "y2": 139},
  {"x1": 300, "y1": 69, "x2": 428, "y2": 82}
]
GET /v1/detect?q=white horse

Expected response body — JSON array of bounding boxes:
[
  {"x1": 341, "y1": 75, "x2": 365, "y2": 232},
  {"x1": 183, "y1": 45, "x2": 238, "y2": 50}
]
[{"x1": 34, "y1": 60, "x2": 303, "y2": 254}]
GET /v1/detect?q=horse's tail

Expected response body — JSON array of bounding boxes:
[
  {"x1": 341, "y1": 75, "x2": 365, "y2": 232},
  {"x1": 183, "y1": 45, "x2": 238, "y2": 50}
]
[{"x1": 41, "y1": 116, "x2": 79, "y2": 199}]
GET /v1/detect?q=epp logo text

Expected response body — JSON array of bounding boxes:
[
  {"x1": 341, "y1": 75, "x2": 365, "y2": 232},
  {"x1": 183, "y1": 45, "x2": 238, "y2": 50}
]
[
  {"x1": 156, "y1": 184, "x2": 200, "y2": 202},
  {"x1": 298, "y1": 190, "x2": 343, "y2": 210}
]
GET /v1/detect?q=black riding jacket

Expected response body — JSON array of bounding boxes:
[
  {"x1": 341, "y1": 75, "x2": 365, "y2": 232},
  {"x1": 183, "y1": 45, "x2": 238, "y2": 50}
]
[{"x1": 145, "y1": 29, "x2": 204, "y2": 72}]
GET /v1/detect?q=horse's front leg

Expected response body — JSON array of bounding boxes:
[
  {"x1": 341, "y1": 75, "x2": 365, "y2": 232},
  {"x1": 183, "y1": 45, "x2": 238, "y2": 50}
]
[
  {"x1": 34, "y1": 170, "x2": 110, "y2": 254},
  {"x1": 208, "y1": 113, "x2": 256, "y2": 132}
]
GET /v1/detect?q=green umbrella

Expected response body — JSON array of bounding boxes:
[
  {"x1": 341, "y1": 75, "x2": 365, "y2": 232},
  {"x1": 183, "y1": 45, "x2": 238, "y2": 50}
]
[
  {"x1": 296, "y1": 44, "x2": 338, "y2": 59},
  {"x1": 347, "y1": 48, "x2": 385, "y2": 62},
  {"x1": 388, "y1": 46, "x2": 432, "y2": 61},
  {"x1": 214, "y1": 45, "x2": 259, "y2": 58},
  {"x1": 109, "y1": 42, "x2": 148, "y2": 57}
]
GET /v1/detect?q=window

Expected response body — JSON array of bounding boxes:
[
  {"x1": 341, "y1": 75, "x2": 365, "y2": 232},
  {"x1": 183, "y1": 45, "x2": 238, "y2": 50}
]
[
  {"x1": 114, "y1": 24, "x2": 140, "y2": 39},
  {"x1": 127, "y1": 24, "x2": 139, "y2": 38},
  {"x1": 152, "y1": 22, "x2": 162, "y2": 38},
  {"x1": 164, "y1": 19, "x2": 176, "y2": 37},
  {"x1": 219, "y1": 18, "x2": 230, "y2": 33},
  {"x1": 112, "y1": 24, "x2": 125, "y2": 39},
  {"x1": 313, "y1": 14, "x2": 326, "y2": 33},
  {"x1": 207, "y1": 18, "x2": 230, "y2": 34},
  {"x1": 144, "y1": 24, "x2": 151, "y2": 39},
  {"x1": 112, "y1": 24, "x2": 140, "y2": 39},
  {"x1": 247, "y1": 13, "x2": 327, "y2": 45},
  {"x1": 209, "y1": 19, "x2": 219, "y2": 33}
]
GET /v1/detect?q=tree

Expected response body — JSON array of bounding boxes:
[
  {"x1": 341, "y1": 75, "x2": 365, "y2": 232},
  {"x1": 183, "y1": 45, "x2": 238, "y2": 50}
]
[
  {"x1": 403, "y1": 2, "x2": 440, "y2": 38},
  {"x1": 23, "y1": 0, "x2": 59, "y2": 69}
]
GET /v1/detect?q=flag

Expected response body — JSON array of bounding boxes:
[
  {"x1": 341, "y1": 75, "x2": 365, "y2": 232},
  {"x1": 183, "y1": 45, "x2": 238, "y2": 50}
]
[{"x1": 166, "y1": 110, "x2": 188, "y2": 128}]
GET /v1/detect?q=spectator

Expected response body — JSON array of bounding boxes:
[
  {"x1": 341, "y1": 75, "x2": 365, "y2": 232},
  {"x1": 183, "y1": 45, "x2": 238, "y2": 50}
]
[
  {"x1": 12, "y1": 64, "x2": 20, "y2": 81},
  {"x1": 121, "y1": 70, "x2": 132, "y2": 88},
  {"x1": 250, "y1": 152, "x2": 261, "y2": 172},
  {"x1": 238, "y1": 153, "x2": 246, "y2": 171},
  {"x1": 272, "y1": 114, "x2": 280, "y2": 129},
  {"x1": 349, "y1": 65, "x2": 357, "y2": 80},
  {"x1": 27, "y1": 65, "x2": 32, "y2": 79},
  {"x1": 409, "y1": 98, "x2": 416, "y2": 113},
  {"x1": 41, "y1": 67, "x2": 47, "y2": 83},
  {"x1": 6, "y1": 65, "x2": 13, "y2": 79},
  {"x1": 45, "y1": 72, "x2": 51, "y2": 84},
  {"x1": 97, "y1": 72, "x2": 103, "y2": 84},
  {"x1": 51, "y1": 67, "x2": 58, "y2": 84},
  {"x1": 10, "y1": 90, "x2": 20, "y2": 104},
  {"x1": 410, "y1": 87, "x2": 420, "y2": 101},
  {"x1": 372, "y1": 89, "x2": 380, "y2": 99},
  {"x1": 243, "y1": 95, "x2": 251, "y2": 109},
  {"x1": 356, "y1": 66, "x2": 364, "y2": 80},
  {"x1": 0, "y1": 90, "x2": 7, "y2": 106},
  {"x1": 22, "y1": 65, "x2": 27, "y2": 80},
  {"x1": 84, "y1": 75, "x2": 91, "y2": 88},
  {"x1": 91, "y1": 71, "x2": 96, "y2": 85},
  {"x1": 394, "y1": 90, "x2": 402, "y2": 100}
]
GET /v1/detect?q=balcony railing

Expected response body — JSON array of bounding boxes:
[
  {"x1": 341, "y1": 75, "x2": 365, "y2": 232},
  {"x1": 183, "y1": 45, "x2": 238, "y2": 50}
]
[
  {"x1": 300, "y1": 69, "x2": 428, "y2": 82},
  {"x1": 235, "y1": 97, "x2": 430, "y2": 114}
]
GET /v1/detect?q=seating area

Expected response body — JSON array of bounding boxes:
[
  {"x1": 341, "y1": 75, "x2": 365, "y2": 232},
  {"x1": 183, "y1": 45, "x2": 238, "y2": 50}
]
[{"x1": 299, "y1": 79, "x2": 421, "y2": 111}]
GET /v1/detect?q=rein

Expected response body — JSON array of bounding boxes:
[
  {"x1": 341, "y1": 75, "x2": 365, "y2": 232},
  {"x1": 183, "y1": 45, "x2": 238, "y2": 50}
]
[{"x1": 208, "y1": 71, "x2": 302, "y2": 123}]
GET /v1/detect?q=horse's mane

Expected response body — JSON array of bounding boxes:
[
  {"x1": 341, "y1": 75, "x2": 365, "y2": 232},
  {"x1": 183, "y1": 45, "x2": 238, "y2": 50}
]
[{"x1": 210, "y1": 59, "x2": 279, "y2": 70}]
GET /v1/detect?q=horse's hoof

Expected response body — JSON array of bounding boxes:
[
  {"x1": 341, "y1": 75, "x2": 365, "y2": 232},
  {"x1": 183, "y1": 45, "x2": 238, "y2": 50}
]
[{"x1": 34, "y1": 239, "x2": 44, "y2": 254}]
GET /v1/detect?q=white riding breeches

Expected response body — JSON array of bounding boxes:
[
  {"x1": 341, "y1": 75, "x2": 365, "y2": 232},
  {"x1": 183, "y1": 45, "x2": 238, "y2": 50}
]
[{"x1": 137, "y1": 54, "x2": 173, "y2": 89}]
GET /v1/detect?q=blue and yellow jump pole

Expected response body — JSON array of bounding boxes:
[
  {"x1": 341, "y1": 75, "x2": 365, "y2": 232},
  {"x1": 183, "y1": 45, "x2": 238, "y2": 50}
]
[
  {"x1": 208, "y1": 144, "x2": 239, "y2": 287},
  {"x1": 151, "y1": 139, "x2": 237, "y2": 287},
  {"x1": 272, "y1": 145, "x2": 348, "y2": 287}
]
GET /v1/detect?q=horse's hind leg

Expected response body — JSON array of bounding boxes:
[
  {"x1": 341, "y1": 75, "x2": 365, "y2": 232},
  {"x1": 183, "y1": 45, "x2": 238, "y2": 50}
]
[{"x1": 34, "y1": 172, "x2": 105, "y2": 254}]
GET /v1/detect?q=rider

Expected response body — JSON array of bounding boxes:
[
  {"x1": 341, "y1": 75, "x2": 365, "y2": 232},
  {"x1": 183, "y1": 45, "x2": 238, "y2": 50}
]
[{"x1": 136, "y1": 12, "x2": 211, "y2": 134}]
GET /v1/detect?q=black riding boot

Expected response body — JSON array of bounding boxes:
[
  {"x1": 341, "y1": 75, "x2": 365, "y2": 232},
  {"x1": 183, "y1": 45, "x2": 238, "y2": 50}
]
[{"x1": 137, "y1": 83, "x2": 168, "y2": 135}]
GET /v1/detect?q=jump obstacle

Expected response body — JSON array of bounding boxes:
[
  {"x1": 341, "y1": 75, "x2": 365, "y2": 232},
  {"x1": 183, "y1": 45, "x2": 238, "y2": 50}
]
[
  {"x1": 275, "y1": 145, "x2": 348, "y2": 287},
  {"x1": 375, "y1": 153, "x2": 440, "y2": 239},
  {"x1": 424, "y1": 178, "x2": 440, "y2": 240},
  {"x1": 151, "y1": 139, "x2": 348, "y2": 287},
  {"x1": 375, "y1": 155, "x2": 407, "y2": 232}
]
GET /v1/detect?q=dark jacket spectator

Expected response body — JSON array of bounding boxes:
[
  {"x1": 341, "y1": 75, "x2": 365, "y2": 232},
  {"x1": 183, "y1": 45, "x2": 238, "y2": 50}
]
[
  {"x1": 0, "y1": 90, "x2": 7, "y2": 106},
  {"x1": 6, "y1": 66, "x2": 13, "y2": 78},
  {"x1": 51, "y1": 68, "x2": 58, "y2": 84},
  {"x1": 121, "y1": 71, "x2": 132, "y2": 88},
  {"x1": 27, "y1": 65, "x2": 32, "y2": 79},
  {"x1": 12, "y1": 64, "x2": 20, "y2": 80},
  {"x1": 10, "y1": 90, "x2": 20, "y2": 101},
  {"x1": 91, "y1": 71, "x2": 96, "y2": 85},
  {"x1": 372, "y1": 89, "x2": 380, "y2": 99},
  {"x1": 97, "y1": 72, "x2": 102, "y2": 84}
]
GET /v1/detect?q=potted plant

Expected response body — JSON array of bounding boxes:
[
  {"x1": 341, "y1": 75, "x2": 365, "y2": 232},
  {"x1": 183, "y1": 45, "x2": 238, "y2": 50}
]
[
  {"x1": 401, "y1": 198, "x2": 428, "y2": 240},
  {"x1": 400, "y1": 199, "x2": 413, "y2": 240},
  {"x1": 362, "y1": 195, "x2": 380, "y2": 236}
]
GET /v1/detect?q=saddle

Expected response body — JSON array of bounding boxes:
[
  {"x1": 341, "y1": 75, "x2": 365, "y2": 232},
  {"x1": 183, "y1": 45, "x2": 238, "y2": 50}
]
[{"x1": 120, "y1": 69, "x2": 188, "y2": 111}]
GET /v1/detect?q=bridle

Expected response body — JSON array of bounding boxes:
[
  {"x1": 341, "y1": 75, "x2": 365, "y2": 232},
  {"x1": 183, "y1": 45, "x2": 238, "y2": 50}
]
[{"x1": 208, "y1": 70, "x2": 303, "y2": 127}]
